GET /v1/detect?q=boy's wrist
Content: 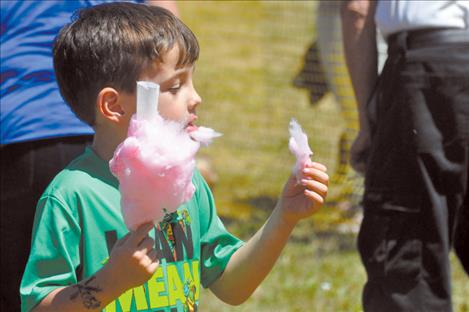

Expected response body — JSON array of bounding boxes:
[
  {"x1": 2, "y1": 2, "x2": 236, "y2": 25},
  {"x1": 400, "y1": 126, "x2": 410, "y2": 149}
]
[
  {"x1": 66, "y1": 267, "x2": 123, "y2": 311},
  {"x1": 273, "y1": 201, "x2": 300, "y2": 230},
  {"x1": 96, "y1": 262, "x2": 128, "y2": 301}
]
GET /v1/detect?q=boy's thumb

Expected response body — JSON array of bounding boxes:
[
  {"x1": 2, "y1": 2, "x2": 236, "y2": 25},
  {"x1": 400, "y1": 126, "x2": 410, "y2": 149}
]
[
  {"x1": 116, "y1": 232, "x2": 131, "y2": 246},
  {"x1": 130, "y1": 222, "x2": 155, "y2": 245}
]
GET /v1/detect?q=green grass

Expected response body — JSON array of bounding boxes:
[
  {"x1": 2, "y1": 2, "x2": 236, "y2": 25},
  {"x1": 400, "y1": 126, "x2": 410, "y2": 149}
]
[
  {"x1": 197, "y1": 235, "x2": 469, "y2": 312},
  {"x1": 178, "y1": 1, "x2": 469, "y2": 311},
  {"x1": 199, "y1": 238, "x2": 365, "y2": 312}
]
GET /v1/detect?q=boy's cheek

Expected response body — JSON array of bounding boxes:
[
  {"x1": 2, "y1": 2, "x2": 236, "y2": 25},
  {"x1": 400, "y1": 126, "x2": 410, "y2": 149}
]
[
  {"x1": 156, "y1": 96, "x2": 171, "y2": 116},
  {"x1": 158, "y1": 103, "x2": 186, "y2": 122}
]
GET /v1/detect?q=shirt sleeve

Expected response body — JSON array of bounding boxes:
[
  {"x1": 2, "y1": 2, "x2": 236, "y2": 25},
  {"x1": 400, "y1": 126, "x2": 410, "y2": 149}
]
[
  {"x1": 194, "y1": 170, "x2": 244, "y2": 288},
  {"x1": 20, "y1": 195, "x2": 81, "y2": 312}
]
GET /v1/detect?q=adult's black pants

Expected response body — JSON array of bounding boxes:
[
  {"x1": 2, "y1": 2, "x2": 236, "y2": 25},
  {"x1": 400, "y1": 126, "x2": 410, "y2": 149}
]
[{"x1": 359, "y1": 30, "x2": 469, "y2": 312}]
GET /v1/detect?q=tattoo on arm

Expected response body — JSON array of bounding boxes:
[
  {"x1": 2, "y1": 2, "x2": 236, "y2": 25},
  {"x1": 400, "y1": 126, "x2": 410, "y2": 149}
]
[{"x1": 70, "y1": 276, "x2": 102, "y2": 309}]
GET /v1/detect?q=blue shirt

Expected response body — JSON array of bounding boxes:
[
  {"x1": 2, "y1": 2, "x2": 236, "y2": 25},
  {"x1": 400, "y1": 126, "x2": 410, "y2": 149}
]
[{"x1": 1, "y1": 0, "x2": 142, "y2": 145}]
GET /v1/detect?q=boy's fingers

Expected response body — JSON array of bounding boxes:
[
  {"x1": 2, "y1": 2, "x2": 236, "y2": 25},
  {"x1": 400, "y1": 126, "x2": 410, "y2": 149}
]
[
  {"x1": 138, "y1": 236, "x2": 155, "y2": 253},
  {"x1": 146, "y1": 260, "x2": 160, "y2": 274},
  {"x1": 129, "y1": 223, "x2": 154, "y2": 246},
  {"x1": 302, "y1": 168, "x2": 329, "y2": 185},
  {"x1": 117, "y1": 233, "x2": 131, "y2": 246},
  {"x1": 305, "y1": 161, "x2": 327, "y2": 172},
  {"x1": 147, "y1": 249, "x2": 159, "y2": 262},
  {"x1": 301, "y1": 179, "x2": 328, "y2": 197},
  {"x1": 304, "y1": 189, "x2": 325, "y2": 205},
  {"x1": 312, "y1": 162, "x2": 327, "y2": 172},
  {"x1": 140, "y1": 250, "x2": 159, "y2": 269}
]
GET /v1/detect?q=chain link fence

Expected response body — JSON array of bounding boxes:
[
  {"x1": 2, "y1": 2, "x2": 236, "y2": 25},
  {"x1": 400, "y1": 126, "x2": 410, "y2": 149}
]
[{"x1": 180, "y1": 1, "x2": 375, "y2": 233}]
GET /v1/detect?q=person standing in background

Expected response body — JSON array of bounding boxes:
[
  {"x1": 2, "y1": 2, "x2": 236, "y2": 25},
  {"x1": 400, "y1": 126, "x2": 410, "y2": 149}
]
[
  {"x1": 294, "y1": 0, "x2": 388, "y2": 231},
  {"x1": 341, "y1": 1, "x2": 469, "y2": 311},
  {"x1": 0, "y1": 1, "x2": 177, "y2": 310}
]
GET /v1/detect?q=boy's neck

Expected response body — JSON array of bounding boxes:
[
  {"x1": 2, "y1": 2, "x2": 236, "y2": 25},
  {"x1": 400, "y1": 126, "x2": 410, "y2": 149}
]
[{"x1": 91, "y1": 129, "x2": 124, "y2": 161}]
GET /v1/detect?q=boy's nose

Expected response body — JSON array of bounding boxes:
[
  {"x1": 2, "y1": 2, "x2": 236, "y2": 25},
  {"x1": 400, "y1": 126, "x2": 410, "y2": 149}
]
[{"x1": 188, "y1": 90, "x2": 202, "y2": 111}]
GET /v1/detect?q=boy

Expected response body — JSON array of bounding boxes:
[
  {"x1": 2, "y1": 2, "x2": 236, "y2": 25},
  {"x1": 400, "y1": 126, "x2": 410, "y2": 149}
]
[{"x1": 20, "y1": 3, "x2": 329, "y2": 312}]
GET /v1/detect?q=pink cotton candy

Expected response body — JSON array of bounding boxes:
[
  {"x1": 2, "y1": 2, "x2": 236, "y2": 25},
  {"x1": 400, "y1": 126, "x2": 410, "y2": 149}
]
[
  {"x1": 288, "y1": 118, "x2": 313, "y2": 182},
  {"x1": 110, "y1": 114, "x2": 220, "y2": 230},
  {"x1": 110, "y1": 116, "x2": 196, "y2": 230}
]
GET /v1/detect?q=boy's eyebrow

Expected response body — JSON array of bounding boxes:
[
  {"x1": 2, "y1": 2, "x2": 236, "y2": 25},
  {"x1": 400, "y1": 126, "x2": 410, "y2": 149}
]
[{"x1": 162, "y1": 66, "x2": 195, "y2": 83}]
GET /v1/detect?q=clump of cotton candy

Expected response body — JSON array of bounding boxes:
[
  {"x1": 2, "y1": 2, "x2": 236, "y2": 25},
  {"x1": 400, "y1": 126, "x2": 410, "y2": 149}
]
[
  {"x1": 190, "y1": 126, "x2": 222, "y2": 146},
  {"x1": 288, "y1": 118, "x2": 313, "y2": 182},
  {"x1": 110, "y1": 81, "x2": 221, "y2": 230}
]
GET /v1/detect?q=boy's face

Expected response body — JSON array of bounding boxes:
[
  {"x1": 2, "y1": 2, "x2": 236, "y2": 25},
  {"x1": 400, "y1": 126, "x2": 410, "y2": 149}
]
[{"x1": 133, "y1": 45, "x2": 201, "y2": 130}]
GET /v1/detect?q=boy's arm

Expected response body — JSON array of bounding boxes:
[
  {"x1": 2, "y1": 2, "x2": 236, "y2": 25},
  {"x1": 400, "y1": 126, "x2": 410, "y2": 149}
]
[
  {"x1": 31, "y1": 224, "x2": 158, "y2": 311},
  {"x1": 32, "y1": 268, "x2": 121, "y2": 312},
  {"x1": 209, "y1": 162, "x2": 328, "y2": 305},
  {"x1": 340, "y1": 0, "x2": 378, "y2": 174}
]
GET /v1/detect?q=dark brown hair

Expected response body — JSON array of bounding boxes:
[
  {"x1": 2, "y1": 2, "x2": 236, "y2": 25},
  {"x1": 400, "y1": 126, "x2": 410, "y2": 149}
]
[{"x1": 53, "y1": 2, "x2": 199, "y2": 126}]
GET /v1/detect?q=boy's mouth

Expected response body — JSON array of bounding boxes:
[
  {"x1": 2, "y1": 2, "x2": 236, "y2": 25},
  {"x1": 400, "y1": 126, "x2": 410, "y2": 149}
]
[{"x1": 185, "y1": 115, "x2": 198, "y2": 133}]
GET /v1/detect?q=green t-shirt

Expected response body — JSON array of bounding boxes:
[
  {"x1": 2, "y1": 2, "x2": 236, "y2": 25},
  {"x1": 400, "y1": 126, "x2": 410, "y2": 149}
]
[{"x1": 20, "y1": 147, "x2": 244, "y2": 312}]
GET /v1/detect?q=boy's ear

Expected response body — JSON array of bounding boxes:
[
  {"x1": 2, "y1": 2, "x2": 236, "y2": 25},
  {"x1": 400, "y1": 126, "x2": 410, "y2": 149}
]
[{"x1": 97, "y1": 87, "x2": 125, "y2": 122}]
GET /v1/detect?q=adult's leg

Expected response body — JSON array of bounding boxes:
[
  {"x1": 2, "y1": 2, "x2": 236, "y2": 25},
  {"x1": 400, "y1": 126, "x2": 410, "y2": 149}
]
[
  {"x1": 450, "y1": 88, "x2": 469, "y2": 276},
  {"x1": 454, "y1": 180, "x2": 469, "y2": 274},
  {"x1": 0, "y1": 135, "x2": 92, "y2": 311},
  {"x1": 358, "y1": 77, "x2": 438, "y2": 311},
  {"x1": 359, "y1": 44, "x2": 469, "y2": 311}
]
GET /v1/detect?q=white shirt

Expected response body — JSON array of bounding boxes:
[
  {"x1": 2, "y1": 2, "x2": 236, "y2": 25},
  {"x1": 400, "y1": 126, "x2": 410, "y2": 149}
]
[{"x1": 375, "y1": 0, "x2": 469, "y2": 38}]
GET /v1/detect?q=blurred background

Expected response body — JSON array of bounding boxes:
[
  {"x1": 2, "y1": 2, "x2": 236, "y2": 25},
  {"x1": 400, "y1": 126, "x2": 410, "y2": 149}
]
[{"x1": 176, "y1": 1, "x2": 469, "y2": 311}]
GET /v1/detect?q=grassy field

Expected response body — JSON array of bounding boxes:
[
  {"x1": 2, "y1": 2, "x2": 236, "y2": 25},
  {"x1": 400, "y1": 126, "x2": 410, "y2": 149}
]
[
  {"x1": 199, "y1": 236, "x2": 366, "y2": 312},
  {"x1": 197, "y1": 238, "x2": 469, "y2": 312},
  {"x1": 178, "y1": 1, "x2": 469, "y2": 311}
]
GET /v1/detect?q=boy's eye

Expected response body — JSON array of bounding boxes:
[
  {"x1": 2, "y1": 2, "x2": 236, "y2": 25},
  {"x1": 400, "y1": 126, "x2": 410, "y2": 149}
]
[{"x1": 169, "y1": 85, "x2": 181, "y2": 93}]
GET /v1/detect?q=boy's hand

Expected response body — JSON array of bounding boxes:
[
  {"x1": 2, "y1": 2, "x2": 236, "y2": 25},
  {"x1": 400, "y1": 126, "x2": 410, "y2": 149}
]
[
  {"x1": 278, "y1": 161, "x2": 329, "y2": 226},
  {"x1": 104, "y1": 223, "x2": 159, "y2": 293}
]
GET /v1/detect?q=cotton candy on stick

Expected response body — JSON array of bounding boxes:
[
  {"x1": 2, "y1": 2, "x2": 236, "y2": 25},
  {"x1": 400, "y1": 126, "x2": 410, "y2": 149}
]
[
  {"x1": 110, "y1": 81, "x2": 221, "y2": 230},
  {"x1": 288, "y1": 118, "x2": 313, "y2": 182}
]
